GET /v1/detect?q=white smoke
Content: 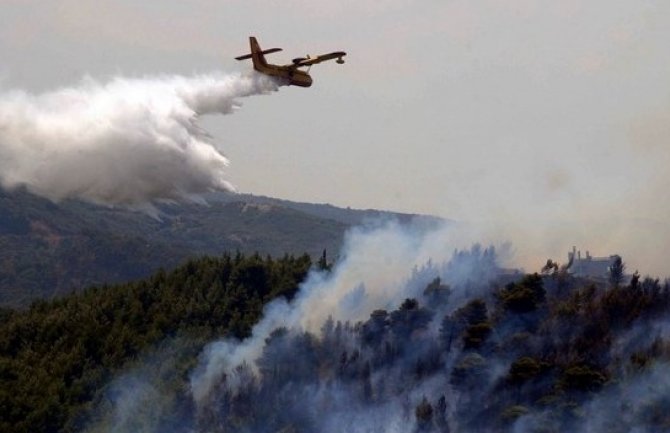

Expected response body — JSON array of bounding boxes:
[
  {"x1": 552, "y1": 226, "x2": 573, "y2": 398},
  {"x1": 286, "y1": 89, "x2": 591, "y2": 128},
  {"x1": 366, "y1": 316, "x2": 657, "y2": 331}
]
[
  {"x1": 84, "y1": 215, "x2": 670, "y2": 432},
  {"x1": 0, "y1": 72, "x2": 281, "y2": 207},
  {"x1": 189, "y1": 220, "x2": 504, "y2": 404}
]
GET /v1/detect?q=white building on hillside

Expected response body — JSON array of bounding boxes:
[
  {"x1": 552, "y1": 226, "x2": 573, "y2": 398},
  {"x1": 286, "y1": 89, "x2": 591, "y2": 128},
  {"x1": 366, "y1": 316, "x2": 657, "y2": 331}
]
[{"x1": 567, "y1": 246, "x2": 621, "y2": 279}]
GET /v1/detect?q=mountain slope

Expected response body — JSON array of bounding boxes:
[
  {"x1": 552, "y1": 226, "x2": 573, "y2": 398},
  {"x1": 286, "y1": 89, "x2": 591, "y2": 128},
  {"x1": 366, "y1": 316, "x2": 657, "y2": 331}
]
[{"x1": 0, "y1": 188, "x2": 438, "y2": 307}]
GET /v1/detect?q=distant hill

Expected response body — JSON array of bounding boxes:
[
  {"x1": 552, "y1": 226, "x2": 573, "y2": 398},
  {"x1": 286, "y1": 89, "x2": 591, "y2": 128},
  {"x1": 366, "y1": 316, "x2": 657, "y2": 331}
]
[
  {"x1": 0, "y1": 188, "x2": 442, "y2": 307},
  {"x1": 205, "y1": 191, "x2": 441, "y2": 227}
]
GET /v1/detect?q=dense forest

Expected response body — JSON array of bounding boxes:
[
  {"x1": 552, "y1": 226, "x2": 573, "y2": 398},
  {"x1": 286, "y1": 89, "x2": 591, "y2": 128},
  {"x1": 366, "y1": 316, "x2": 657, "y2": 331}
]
[
  {"x1": 2, "y1": 245, "x2": 670, "y2": 433},
  {"x1": 188, "y1": 252, "x2": 670, "y2": 433},
  {"x1": 0, "y1": 252, "x2": 313, "y2": 433}
]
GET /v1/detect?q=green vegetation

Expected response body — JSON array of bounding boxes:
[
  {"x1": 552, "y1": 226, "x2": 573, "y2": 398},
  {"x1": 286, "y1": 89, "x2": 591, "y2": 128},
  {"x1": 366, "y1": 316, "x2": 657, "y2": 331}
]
[
  {"x1": 2, "y1": 243, "x2": 670, "y2": 432},
  {"x1": 0, "y1": 252, "x2": 312, "y2": 433},
  {"x1": 0, "y1": 188, "x2": 346, "y2": 307},
  {"x1": 182, "y1": 261, "x2": 670, "y2": 432},
  {"x1": 498, "y1": 273, "x2": 546, "y2": 314}
]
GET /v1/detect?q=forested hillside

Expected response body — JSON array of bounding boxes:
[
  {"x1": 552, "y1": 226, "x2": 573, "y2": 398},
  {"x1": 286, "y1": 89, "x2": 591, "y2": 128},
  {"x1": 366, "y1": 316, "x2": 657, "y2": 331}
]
[
  {"x1": 188, "y1": 265, "x2": 670, "y2": 433},
  {"x1": 0, "y1": 188, "x2": 434, "y2": 307},
  {"x1": 2, "y1": 245, "x2": 670, "y2": 433},
  {"x1": 0, "y1": 252, "x2": 313, "y2": 433}
]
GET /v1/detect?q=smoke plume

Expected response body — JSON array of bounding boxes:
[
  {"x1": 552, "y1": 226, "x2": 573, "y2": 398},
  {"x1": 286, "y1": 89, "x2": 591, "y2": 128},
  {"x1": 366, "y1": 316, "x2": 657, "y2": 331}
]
[
  {"x1": 0, "y1": 72, "x2": 280, "y2": 207},
  {"x1": 82, "y1": 217, "x2": 670, "y2": 432},
  {"x1": 188, "y1": 221, "x2": 511, "y2": 419},
  {"x1": 185, "y1": 220, "x2": 670, "y2": 433}
]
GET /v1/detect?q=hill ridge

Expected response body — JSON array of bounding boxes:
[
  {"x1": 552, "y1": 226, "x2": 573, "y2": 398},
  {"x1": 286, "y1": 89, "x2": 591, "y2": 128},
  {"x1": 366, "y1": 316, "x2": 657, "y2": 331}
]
[{"x1": 0, "y1": 188, "x2": 442, "y2": 307}]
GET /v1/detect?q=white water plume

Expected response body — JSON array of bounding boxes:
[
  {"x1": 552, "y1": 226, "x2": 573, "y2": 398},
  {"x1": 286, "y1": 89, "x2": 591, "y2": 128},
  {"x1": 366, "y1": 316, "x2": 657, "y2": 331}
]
[{"x1": 0, "y1": 72, "x2": 281, "y2": 206}]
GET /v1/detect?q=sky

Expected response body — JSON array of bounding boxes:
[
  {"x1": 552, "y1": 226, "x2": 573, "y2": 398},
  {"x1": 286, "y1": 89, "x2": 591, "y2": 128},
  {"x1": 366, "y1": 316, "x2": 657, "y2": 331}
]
[{"x1": 1, "y1": 0, "x2": 669, "y2": 274}]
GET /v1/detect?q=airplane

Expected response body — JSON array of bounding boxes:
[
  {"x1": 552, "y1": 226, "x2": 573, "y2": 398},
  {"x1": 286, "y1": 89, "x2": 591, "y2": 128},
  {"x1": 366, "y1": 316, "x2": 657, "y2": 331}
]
[{"x1": 235, "y1": 36, "x2": 346, "y2": 88}]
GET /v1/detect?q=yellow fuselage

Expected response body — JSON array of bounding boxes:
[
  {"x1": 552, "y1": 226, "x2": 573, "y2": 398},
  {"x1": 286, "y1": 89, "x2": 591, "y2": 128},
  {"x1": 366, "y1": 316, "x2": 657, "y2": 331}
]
[{"x1": 254, "y1": 63, "x2": 313, "y2": 88}]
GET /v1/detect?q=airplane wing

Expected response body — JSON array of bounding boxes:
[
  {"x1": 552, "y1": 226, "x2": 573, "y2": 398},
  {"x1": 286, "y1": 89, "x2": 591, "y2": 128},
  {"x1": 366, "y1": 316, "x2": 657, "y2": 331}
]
[{"x1": 290, "y1": 51, "x2": 346, "y2": 67}]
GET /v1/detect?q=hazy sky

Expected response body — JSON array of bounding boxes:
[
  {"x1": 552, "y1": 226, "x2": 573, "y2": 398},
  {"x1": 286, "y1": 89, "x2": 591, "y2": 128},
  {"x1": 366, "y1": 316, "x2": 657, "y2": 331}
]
[{"x1": 1, "y1": 0, "x2": 669, "y2": 272}]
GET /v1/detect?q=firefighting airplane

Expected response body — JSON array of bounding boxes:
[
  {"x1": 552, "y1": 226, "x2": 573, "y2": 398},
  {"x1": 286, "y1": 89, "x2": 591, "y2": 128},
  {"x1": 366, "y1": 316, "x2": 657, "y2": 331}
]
[{"x1": 235, "y1": 36, "x2": 346, "y2": 87}]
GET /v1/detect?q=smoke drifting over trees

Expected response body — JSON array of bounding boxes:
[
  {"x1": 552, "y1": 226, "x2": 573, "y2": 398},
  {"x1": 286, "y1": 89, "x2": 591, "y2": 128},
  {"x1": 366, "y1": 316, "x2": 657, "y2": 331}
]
[
  {"x1": 70, "y1": 222, "x2": 670, "y2": 433},
  {"x1": 186, "y1": 233, "x2": 670, "y2": 432},
  {"x1": 0, "y1": 72, "x2": 280, "y2": 207}
]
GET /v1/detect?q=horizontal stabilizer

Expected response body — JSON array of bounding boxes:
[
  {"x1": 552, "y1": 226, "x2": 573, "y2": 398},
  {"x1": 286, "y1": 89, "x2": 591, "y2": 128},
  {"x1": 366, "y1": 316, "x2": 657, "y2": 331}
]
[
  {"x1": 235, "y1": 48, "x2": 282, "y2": 61},
  {"x1": 260, "y1": 48, "x2": 282, "y2": 55}
]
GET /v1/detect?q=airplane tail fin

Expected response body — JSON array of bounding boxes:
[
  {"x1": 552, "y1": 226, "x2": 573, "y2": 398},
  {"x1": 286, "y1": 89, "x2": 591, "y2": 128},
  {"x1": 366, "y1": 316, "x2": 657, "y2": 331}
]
[{"x1": 234, "y1": 37, "x2": 282, "y2": 68}]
